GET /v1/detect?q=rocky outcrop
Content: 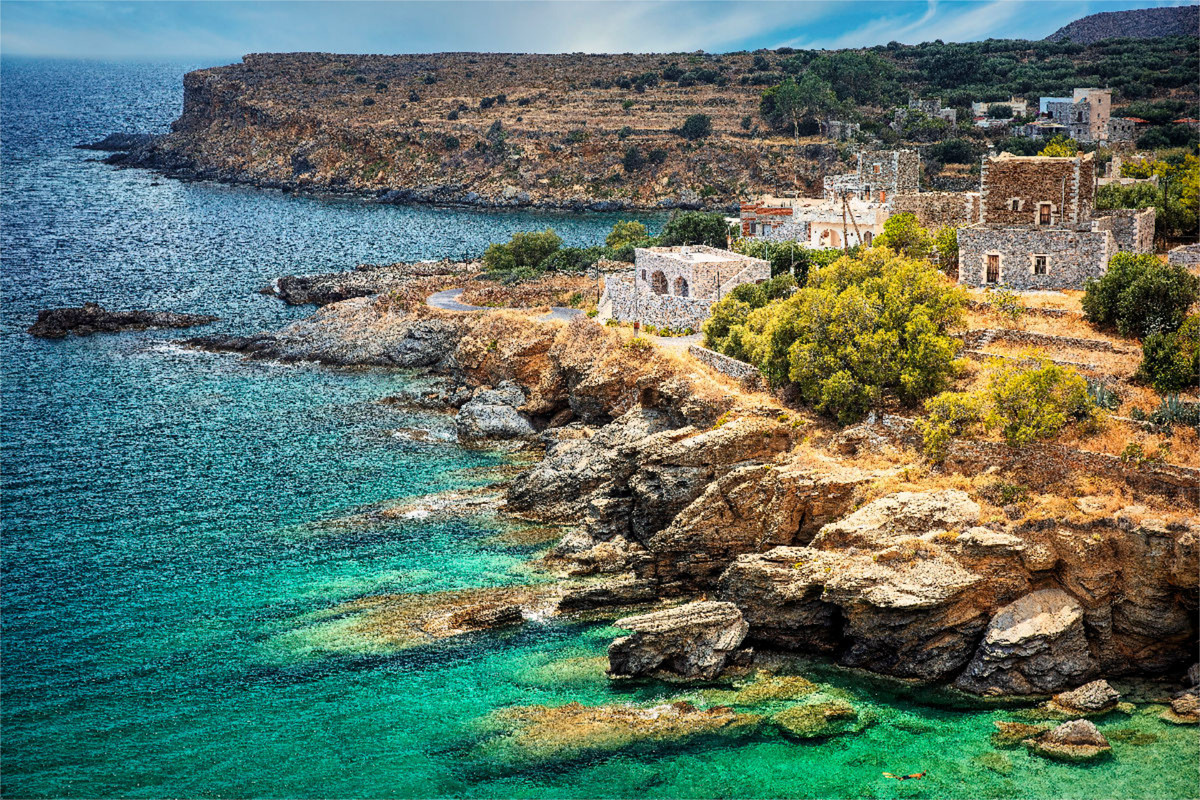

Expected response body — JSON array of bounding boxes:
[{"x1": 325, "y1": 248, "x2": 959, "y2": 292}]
[
  {"x1": 28, "y1": 303, "x2": 217, "y2": 338},
  {"x1": 608, "y1": 601, "x2": 748, "y2": 680},
  {"x1": 1163, "y1": 688, "x2": 1199, "y2": 724},
  {"x1": 75, "y1": 132, "x2": 157, "y2": 151},
  {"x1": 186, "y1": 297, "x2": 465, "y2": 368},
  {"x1": 772, "y1": 701, "x2": 862, "y2": 739},
  {"x1": 455, "y1": 382, "x2": 537, "y2": 449},
  {"x1": 1048, "y1": 680, "x2": 1120, "y2": 715},
  {"x1": 266, "y1": 260, "x2": 474, "y2": 306},
  {"x1": 954, "y1": 589, "x2": 1094, "y2": 696},
  {"x1": 1024, "y1": 720, "x2": 1112, "y2": 763}
]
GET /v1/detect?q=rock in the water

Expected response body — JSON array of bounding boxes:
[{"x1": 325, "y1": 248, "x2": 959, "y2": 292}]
[
  {"x1": 991, "y1": 721, "x2": 1052, "y2": 748},
  {"x1": 955, "y1": 589, "x2": 1093, "y2": 695},
  {"x1": 76, "y1": 132, "x2": 156, "y2": 151},
  {"x1": 1162, "y1": 688, "x2": 1199, "y2": 724},
  {"x1": 423, "y1": 602, "x2": 524, "y2": 634},
  {"x1": 1049, "y1": 680, "x2": 1121, "y2": 715},
  {"x1": 1025, "y1": 719, "x2": 1112, "y2": 762},
  {"x1": 608, "y1": 601, "x2": 748, "y2": 680},
  {"x1": 28, "y1": 302, "x2": 217, "y2": 338},
  {"x1": 455, "y1": 381, "x2": 538, "y2": 449},
  {"x1": 772, "y1": 701, "x2": 860, "y2": 739}
]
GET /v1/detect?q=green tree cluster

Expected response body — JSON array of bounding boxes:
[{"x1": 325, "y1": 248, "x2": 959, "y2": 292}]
[
  {"x1": 703, "y1": 248, "x2": 966, "y2": 423},
  {"x1": 732, "y1": 239, "x2": 840, "y2": 283},
  {"x1": 677, "y1": 114, "x2": 713, "y2": 140},
  {"x1": 658, "y1": 211, "x2": 735, "y2": 248},
  {"x1": 1082, "y1": 253, "x2": 1200, "y2": 337},
  {"x1": 1136, "y1": 315, "x2": 1200, "y2": 393}
]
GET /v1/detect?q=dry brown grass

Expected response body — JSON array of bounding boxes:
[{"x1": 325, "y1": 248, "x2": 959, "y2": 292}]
[
  {"x1": 966, "y1": 288, "x2": 1085, "y2": 314},
  {"x1": 461, "y1": 275, "x2": 601, "y2": 311},
  {"x1": 1063, "y1": 416, "x2": 1200, "y2": 468}
]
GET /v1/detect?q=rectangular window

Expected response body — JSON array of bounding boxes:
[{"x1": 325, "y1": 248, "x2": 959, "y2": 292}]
[
  {"x1": 986, "y1": 254, "x2": 1000, "y2": 284},
  {"x1": 1034, "y1": 255, "x2": 1047, "y2": 275},
  {"x1": 1011, "y1": 199, "x2": 1020, "y2": 212},
  {"x1": 879, "y1": 191, "x2": 886, "y2": 203},
  {"x1": 749, "y1": 222, "x2": 757, "y2": 235},
  {"x1": 1039, "y1": 204, "x2": 1052, "y2": 225}
]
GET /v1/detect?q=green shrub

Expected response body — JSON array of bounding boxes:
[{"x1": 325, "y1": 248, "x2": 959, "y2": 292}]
[
  {"x1": 920, "y1": 357, "x2": 1100, "y2": 458},
  {"x1": 537, "y1": 246, "x2": 603, "y2": 273},
  {"x1": 658, "y1": 211, "x2": 733, "y2": 248},
  {"x1": 733, "y1": 239, "x2": 819, "y2": 282},
  {"x1": 622, "y1": 146, "x2": 646, "y2": 172},
  {"x1": 678, "y1": 114, "x2": 713, "y2": 140},
  {"x1": 1136, "y1": 315, "x2": 1199, "y2": 392},
  {"x1": 708, "y1": 248, "x2": 966, "y2": 423},
  {"x1": 647, "y1": 148, "x2": 669, "y2": 165},
  {"x1": 872, "y1": 213, "x2": 935, "y2": 261},
  {"x1": 442, "y1": 135, "x2": 460, "y2": 151},
  {"x1": 482, "y1": 229, "x2": 563, "y2": 273},
  {"x1": 617, "y1": 126, "x2": 633, "y2": 140},
  {"x1": 1082, "y1": 253, "x2": 1200, "y2": 337}
]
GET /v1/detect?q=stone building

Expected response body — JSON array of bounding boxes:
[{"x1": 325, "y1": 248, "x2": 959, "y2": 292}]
[
  {"x1": 971, "y1": 97, "x2": 1029, "y2": 120},
  {"x1": 600, "y1": 245, "x2": 770, "y2": 330},
  {"x1": 740, "y1": 195, "x2": 888, "y2": 249},
  {"x1": 957, "y1": 151, "x2": 1155, "y2": 290},
  {"x1": 822, "y1": 149, "x2": 919, "y2": 206},
  {"x1": 891, "y1": 192, "x2": 982, "y2": 229},
  {"x1": 1168, "y1": 243, "x2": 1200, "y2": 268},
  {"x1": 1041, "y1": 88, "x2": 1112, "y2": 144},
  {"x1": 892, "y1": 96, "x2": 956, "y2": 130}
]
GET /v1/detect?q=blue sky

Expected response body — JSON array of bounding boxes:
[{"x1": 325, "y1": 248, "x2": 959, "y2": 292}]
[{"x1": 1, "y1": 0, "x2": 1194, "y2": 60}]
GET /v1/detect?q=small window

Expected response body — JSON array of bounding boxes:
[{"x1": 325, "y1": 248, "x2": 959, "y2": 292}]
[
  {"x1": 1034, "y1": 255, "x2": 1047, "y2": 275},
  {"x1": 873, "y1": 164, "x2": 881, "y2": 174},
  {"x1": 863, "y1": 231, "x2": 873, "y2": 245},
  {"x1": 1011, "y1": 199, "x2": 1020, "y2": 212},
  {"x1": 986, "y1": 254, "x2": 1000, "y2": 284},
  {"x1": 640, "y1": 270, "x2": 646, "y2": 280},
  {"x1": 879, "y1": 191, "x2": 886, "y2": 203},
  {"x1": 1039, "y1": 204, "x2": 1052, "y2": 225},
  {"x1": 749, "y1": 222, "x2": 757, "y2": 235}
]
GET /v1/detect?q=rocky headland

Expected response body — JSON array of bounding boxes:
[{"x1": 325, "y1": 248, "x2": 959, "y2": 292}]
[
  {"x1": 185, "y1": 282, "x2": 1200, "y2": 708},
  {"x1": 28, "y1": 302, "x2": 218, "y2": 339}
]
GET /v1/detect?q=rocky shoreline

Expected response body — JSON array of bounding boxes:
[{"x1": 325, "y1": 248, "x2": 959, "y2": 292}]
[{"x1": 182, "y1": 283, "x2": 1199, "y2": 711}]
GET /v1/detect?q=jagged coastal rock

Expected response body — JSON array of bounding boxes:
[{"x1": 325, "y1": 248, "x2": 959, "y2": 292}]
[
  {"x1": 1048, "y1": 680, "x2": 1121, "y2": 715},
  {"x1": 266, "y1": 260, "x2": 475, "y2": 306},
  {"x1": 28, "y1": 303, "x2": 217, "y2": 339},
  {"x1": 955, "y1": 589, "x2": 1093, "y2": 695},
  {"x1": 182, "y1": 294, "x2": 1200, "y2": 696},
  {"x1": 607, "y1": 601, "x2": 749, "y2": 680}
]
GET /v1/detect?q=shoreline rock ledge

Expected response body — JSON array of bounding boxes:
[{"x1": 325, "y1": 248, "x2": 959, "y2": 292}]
[
  {"x1": 28, "y1": 303, "x2": 218, "y2": 339},
  {"x1": 608, "y1": 601, "x2": 749, "y2": 681}
]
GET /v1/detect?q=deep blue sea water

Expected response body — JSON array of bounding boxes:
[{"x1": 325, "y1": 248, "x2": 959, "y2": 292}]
[{"x1": 2, "y1": 58, "x2": 1197, "y2": 799}]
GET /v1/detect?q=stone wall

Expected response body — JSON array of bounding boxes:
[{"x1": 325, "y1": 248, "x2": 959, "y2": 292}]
[
  {"x1": 823, "y1": 149, "x2": 918, "y2": 203},
  {"x1": 634, "y1": 246, "x2": 769, "y2": 302},
  {"x1": 688, "y1": 345, "x2": 762, "y2": 387},
  {"x1": 1092, "y1": 207, "x2": 1156, "y2": 253},
  {"x1": 958, "y1": 225, "x2": 1113, "y2": 290},
  {"x1": 1168, "y1": 243, "x2": 1200, "y2": 267},
  {"x1": 981, "y1": 152, "x2": 1095, "y2": 227},
  {"x1": 892, "y1": 192, "x2": 981, "y2": 228},
  {"x1": 603, "y1": 274, "x2": 714, "y2": 331},
  {"x1": 963, "y1": 327, "x2": 1133, "y2": 354}
]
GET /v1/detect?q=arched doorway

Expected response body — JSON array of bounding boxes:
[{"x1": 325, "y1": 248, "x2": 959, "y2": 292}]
[
  {"x1": 863, "y1": 231, "x2": 873, "y2": 245},
  {"x1": 650, "y1": 271, "x2": 668, "y2": 295},
  {"x1": 674, "y1": 276, "x2": 689, "y2": 297}
]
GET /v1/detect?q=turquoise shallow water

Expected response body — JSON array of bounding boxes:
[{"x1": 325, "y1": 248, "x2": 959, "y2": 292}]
[{"x1": 2, "y1": 58, "x2": 1197, "y2": 799}]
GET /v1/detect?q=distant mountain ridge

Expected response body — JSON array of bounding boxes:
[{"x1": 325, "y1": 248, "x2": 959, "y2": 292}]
[{"x1": 1046, "y1": 4, "x2": 1198, "y2": 43}]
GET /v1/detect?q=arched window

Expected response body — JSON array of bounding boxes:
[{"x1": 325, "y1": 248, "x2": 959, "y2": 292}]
[
  {"x1": 650, "y1": 271, "x2": 668, "y2": 295},
  {"x1": 863, "y1": 231, "x2": 873, "y2": 245},
  {"x1": 674, "y1": 276, "x2": 689, "y2": 297}
]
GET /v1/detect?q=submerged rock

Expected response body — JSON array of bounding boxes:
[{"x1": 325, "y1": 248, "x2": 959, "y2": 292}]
[
  {"x1": 28, "y1": 302, "x2": 217, "y2": 338},
  {"x1": 1162, "y1": 688, "x2": 1199, "y2": 724},
  {"x1": 484, "y1": 700, "x2": 761, "y2": 760},
  {"x1": 608, "y1": 601, "x2": 748, "y2": 680},
  {"x1": 1025, "y1": 719, "x2": 1112, "y2": 762},
  {"x1": 955, "y1": 589, "x2": 1093, "y2": 695},
  {"x1": 991, "y1": 720, "x2": 1052, "y2": 748},
  {"x1": 772, "y1": 700, "x2": 860, "y2": 739},
  {"x1": 76, "y1": 132, "x2": 156, "y2": 151}
]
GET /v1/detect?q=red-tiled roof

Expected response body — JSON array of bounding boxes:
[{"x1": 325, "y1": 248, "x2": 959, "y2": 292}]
[
  {"x1": 1120, "y1": 117, "x2": 1150, "y2": 124},
  {"x1": 1174, "y1": 118, "x2": 1199, "y2": 124}
]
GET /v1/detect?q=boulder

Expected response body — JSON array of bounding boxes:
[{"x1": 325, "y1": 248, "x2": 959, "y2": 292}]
[
  {"x1": 1049, "y1": 680, "x2": 1121, "y2": 715},
  {"x1": 1162, "y1": 688, "x2": 1199, "y2": 724},
  {"x1": 810, "y1": 490, "x2": 981, "y2": 550},
  {"x1": 1025, "y1": 719, "x2": 1112, "y2": 762},
  {"x1": 719, "y1": 547, "x2": 842, "y2": 651},
  {"x1": 608, "y1": 601, "x2": 748, "y2": 680},
  {"x1": 455, "y1": 381, "x2": 537, "y2": 449},
  {"x1": 955, "y1": 589, "x2": 1094, "y2": 695}
]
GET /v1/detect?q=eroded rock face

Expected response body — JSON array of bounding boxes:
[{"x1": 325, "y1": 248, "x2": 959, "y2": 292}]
[
  {"x1": 810, "y1": 489, "x2": 981, "y2": 550},
  {"x1": 1025, "y1": 719, "x2": 1112, "y2": 762},
  {"x1": 955, "y1": 589, "x2": 1094, "y2": 696},
  {"x1": 29, "y1": 303, "x2": 217, "y2": 338},
  {"x1": 608, "y1": 601, "x2": 748, "y2": 680},
  {"x1": 455, "y1": 382, "x2": 537, "y2": 449}
]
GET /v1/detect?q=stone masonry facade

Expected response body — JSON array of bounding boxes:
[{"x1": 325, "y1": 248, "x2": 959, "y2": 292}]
[
  {"x1": 958, "y1": 226, "x2": 1113, "y2": 290},
  {"x1": 891, "y1": 191, "x2": 982, "y2": 229},
  {"x1": 979, "y1": 152, "x2": 1095, "y2": 227},
  {"x1": 822, "y1": 149, "x2": 919, "y2": 205},
  {"x1": 1092, "y1": 207, "x2": 1156, "y2": 254},
  {"x1": 601, "y1": 245, "x2": 771, "y2": 330}
]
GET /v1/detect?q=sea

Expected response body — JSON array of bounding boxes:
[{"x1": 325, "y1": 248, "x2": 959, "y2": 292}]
[{"x1": 2, "y1": 58, "x2": 1196, "y2": 799}]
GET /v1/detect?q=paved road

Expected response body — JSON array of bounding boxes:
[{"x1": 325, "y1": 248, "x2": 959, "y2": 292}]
[{"x1": 427, "y1": 288, "x2": 584, "y2": 321}]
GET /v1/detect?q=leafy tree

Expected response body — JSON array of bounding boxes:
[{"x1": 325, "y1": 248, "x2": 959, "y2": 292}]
[
  {"x1": 930, "y1": 138, "x2": 975, "y2": 164},
  {"x1": 807, "y1": 50, "x2": 899, "y2": 106},
  {"x1": 703, "y1": 274, "x2": 798, "y2": 358},
  {"x1": 678, "y1": 114, "x2": 713, "y2": 140},
  {"x1": 733, "y1": 239, "x2": 823, "y2": 282},
  {"x1": 706, "y1": 248, "x2": 966, "y2": 422},
  {"x1": 482, "y1": 229, "x2": 563, "y2": 273},
  {"x1": 1136, "y1": 314, "x2": 1200, "y2": 392},
  {"x1": 987, "y1": 103, "x2": 1013, "y2": 119},
  {"x1": 759, "y1": 74, "x2": 838, "y2": 142},
  {"x1": 1082, "y1": 253, "x2": 1200, "y2": 337},
  {"x1": 538, "y1": 246, "x2": 604, "y2": 273},
  {"x1": 919, "y1": 357, "x2": 1099, "y2": 458},
  {"x1": 658, "y1": 211, "x2": 733, "y2": 248},
  {"x1": 605, "y1": 219, "x2": 649, "y2": 250},
  {"x1": 872, "y1": 213, "x2": 935, "y2": 261},
  {"x1": 934, "y1": 226, "x2": 960, "y2": 277},
  {"x1": 1102, "y1": 154, "x2": 1199, "y2": 242},
  {"x1": 1038, "y1": 135, "x2": 1079, "y2": 157}
]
